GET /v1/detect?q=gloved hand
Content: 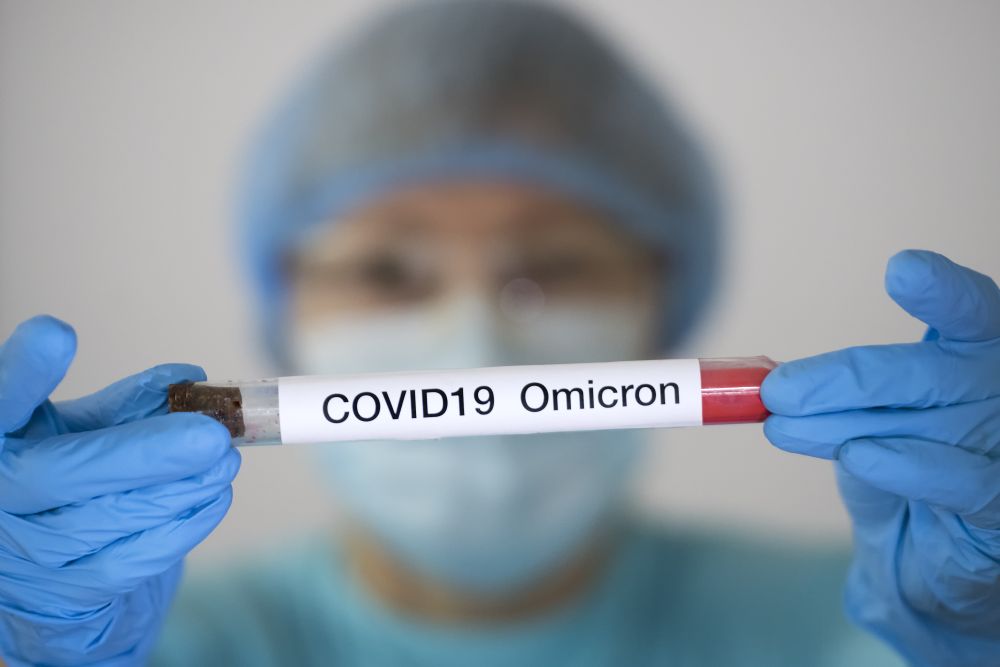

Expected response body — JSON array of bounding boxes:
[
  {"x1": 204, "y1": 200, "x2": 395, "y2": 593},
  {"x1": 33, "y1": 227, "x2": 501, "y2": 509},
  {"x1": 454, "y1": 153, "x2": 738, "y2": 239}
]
[
  {"x1": 0, "y1": 315, "x2": 240, "y2": 667},
  {"x1": 762, "y1": 250, "x2": 1000, "y2": 667}
]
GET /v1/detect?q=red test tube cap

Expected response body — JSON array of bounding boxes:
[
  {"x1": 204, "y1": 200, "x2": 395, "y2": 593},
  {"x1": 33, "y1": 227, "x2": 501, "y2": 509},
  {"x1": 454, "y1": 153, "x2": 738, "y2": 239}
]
[{"x1": 700, "y1": 356, "x2": 778, "y2": 424}]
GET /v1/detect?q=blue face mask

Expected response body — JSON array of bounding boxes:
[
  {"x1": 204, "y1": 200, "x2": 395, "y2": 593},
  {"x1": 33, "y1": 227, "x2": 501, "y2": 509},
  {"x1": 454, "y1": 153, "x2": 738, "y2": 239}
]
[
  {"x1": 319, "y1": 431, "x2": 640, "y2": 594},
  {"x1": 288, "y1": 294, "x2": 651, "y2": 593}
]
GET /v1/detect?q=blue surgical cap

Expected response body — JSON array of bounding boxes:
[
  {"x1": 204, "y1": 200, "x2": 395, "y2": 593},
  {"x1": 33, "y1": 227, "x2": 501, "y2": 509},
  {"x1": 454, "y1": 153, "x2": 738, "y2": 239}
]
[{"x1": 238, "y1": 0, "x2": 720, "y2": 364}]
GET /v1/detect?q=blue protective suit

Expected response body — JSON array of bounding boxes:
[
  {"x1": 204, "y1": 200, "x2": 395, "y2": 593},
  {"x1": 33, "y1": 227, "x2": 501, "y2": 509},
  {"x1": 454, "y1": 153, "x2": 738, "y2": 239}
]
[{"x1": 151, "y1": 523, "x2": 903, "y2": 667}]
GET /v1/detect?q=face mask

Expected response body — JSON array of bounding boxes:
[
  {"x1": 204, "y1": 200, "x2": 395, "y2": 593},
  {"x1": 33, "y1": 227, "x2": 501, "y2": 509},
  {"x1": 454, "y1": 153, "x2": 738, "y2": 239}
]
[{"x1": 287, "y1": 294, "x2": 653, "y2": 593}]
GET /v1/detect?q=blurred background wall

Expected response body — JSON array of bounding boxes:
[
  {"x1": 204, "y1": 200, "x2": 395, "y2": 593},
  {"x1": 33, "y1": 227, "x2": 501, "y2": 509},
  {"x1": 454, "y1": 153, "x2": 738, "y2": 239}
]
[{"x1": 1, "y1": 0, "x2": 997, "y2": 564}]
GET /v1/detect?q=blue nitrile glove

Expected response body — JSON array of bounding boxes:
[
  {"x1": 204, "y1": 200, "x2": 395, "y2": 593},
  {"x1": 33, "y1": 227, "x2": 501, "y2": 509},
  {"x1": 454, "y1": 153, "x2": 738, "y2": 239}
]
[
  {"x1": 0, "y1": 315, "x2": 240, "y2": 667},
  {"x1": 762, "y1": 250, "x2": 1000, "y2": 667}
]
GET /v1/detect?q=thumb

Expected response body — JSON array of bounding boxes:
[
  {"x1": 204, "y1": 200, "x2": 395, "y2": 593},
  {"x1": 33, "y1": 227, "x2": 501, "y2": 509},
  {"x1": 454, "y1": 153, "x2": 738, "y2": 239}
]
[
  {"x1": 56, "y1": 362, "x2": 206, "y2": 432},
  {"x1": 885, "y1": 249, "x2": 1000, "y2": 342},
  {"x1": 0, "y1": 315, "x2": 77, "y2": 434}
]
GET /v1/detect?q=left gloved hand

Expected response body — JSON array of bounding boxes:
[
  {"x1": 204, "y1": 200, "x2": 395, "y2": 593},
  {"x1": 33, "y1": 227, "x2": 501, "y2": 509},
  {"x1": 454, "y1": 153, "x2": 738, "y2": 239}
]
[{"x1": 761, "y1": 249, "x2": 1000, "y2": 667}]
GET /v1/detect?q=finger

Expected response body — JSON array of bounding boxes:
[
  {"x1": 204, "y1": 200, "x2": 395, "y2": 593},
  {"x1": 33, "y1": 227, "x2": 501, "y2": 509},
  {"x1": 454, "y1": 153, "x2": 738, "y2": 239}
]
[
  {"x1": 0, "y1": 412, "x2": 232, "y2": 514},
  {"x1": 886, "y1": 249, "x2": 1000, "y2": 342},
  {"x1": 0, "y1": 449, "x2": 240, "y2": 568},
  {"x1": 764, "y1": 396, "x2": 1000, "y2": 460},
  {"x1": 0, "y1": 315, "x2": 77, "y2": 434},
  {"x1": 834, "y1": 463, "x2": 906, "y2": 528},
  {"x1": 55, "y1": 363, "x2": 206, "y2": 432},
  {"x1": 839, "y1": 437, "x2": 1000, "y2": 525},
  {"x1": 760, "y1": 341, "x2": 1000, "y2": 416},
  {"x1": 63, "y1": 487, "x2": 234, "y2": 596}
]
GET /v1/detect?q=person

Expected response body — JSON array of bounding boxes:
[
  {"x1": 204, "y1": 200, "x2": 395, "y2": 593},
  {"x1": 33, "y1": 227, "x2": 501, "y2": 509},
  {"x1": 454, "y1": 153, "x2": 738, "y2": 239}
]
[{"x1": 0, "y1": 2, "x2": 997, "y2": 666}]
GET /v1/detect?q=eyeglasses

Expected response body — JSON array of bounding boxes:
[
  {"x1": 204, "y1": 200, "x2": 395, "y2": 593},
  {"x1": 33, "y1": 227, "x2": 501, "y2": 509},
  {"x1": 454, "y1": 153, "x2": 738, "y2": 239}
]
[{"x1": 287, "y1": 234, "x2": 665, "y2": 314}]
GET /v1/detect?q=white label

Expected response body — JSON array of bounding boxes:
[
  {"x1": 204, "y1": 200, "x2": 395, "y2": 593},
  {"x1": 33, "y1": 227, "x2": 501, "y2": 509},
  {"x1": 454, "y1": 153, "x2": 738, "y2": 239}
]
[{"x1": 277, "y1": 359, "x2": 703, "y2": 444}]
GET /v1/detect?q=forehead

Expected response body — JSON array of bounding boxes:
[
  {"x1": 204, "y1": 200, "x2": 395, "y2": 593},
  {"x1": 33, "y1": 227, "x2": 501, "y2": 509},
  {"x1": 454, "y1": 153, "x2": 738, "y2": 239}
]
[{"x1": 301, "y1": 181, "x2": 642, "y2": 252}]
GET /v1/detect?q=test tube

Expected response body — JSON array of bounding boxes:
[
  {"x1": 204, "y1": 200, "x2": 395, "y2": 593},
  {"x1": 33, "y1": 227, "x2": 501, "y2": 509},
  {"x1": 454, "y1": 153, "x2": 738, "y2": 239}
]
[{"x1": 168, "y1": 356, "x2": 777, "y2": 447}]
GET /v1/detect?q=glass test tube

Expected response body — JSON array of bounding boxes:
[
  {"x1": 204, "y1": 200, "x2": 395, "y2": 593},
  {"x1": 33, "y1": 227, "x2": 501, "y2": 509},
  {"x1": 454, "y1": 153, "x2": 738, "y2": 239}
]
[{"x1": 168, "y1": 356, "x2": 777, "y2": 447}]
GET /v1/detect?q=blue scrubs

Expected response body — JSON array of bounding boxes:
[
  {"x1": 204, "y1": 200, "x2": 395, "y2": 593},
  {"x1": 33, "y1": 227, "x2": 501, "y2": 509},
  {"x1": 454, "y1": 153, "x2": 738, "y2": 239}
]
[{"x1": 151, "y1": 522, "x2": 904, "y2": 666}]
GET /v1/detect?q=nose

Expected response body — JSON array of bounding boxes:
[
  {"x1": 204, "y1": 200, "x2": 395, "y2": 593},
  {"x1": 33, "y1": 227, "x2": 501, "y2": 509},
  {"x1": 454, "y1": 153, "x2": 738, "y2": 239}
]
[{"x1": 430, "y1": 291, "x2": 509, "y2": 368}]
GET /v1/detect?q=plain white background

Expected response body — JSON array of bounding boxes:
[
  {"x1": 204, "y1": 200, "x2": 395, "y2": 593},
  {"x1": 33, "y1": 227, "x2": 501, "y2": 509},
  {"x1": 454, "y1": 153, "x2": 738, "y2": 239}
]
[{"x1": 1, "y1": 0, "x2": 998, "y2": 564}]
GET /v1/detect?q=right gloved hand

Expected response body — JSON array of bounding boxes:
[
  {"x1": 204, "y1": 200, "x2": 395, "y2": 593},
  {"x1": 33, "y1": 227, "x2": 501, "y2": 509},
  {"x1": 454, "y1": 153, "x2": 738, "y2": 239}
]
[{"x1": 0, "y1": 315, "x2": 240, "y2": 667}]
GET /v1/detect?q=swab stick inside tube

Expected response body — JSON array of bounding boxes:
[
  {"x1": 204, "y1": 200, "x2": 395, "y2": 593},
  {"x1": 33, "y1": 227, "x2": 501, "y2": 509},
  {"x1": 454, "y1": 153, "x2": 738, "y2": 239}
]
[{"x1": 167, "y1": 357, "x2": 777, "y2": 446}]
